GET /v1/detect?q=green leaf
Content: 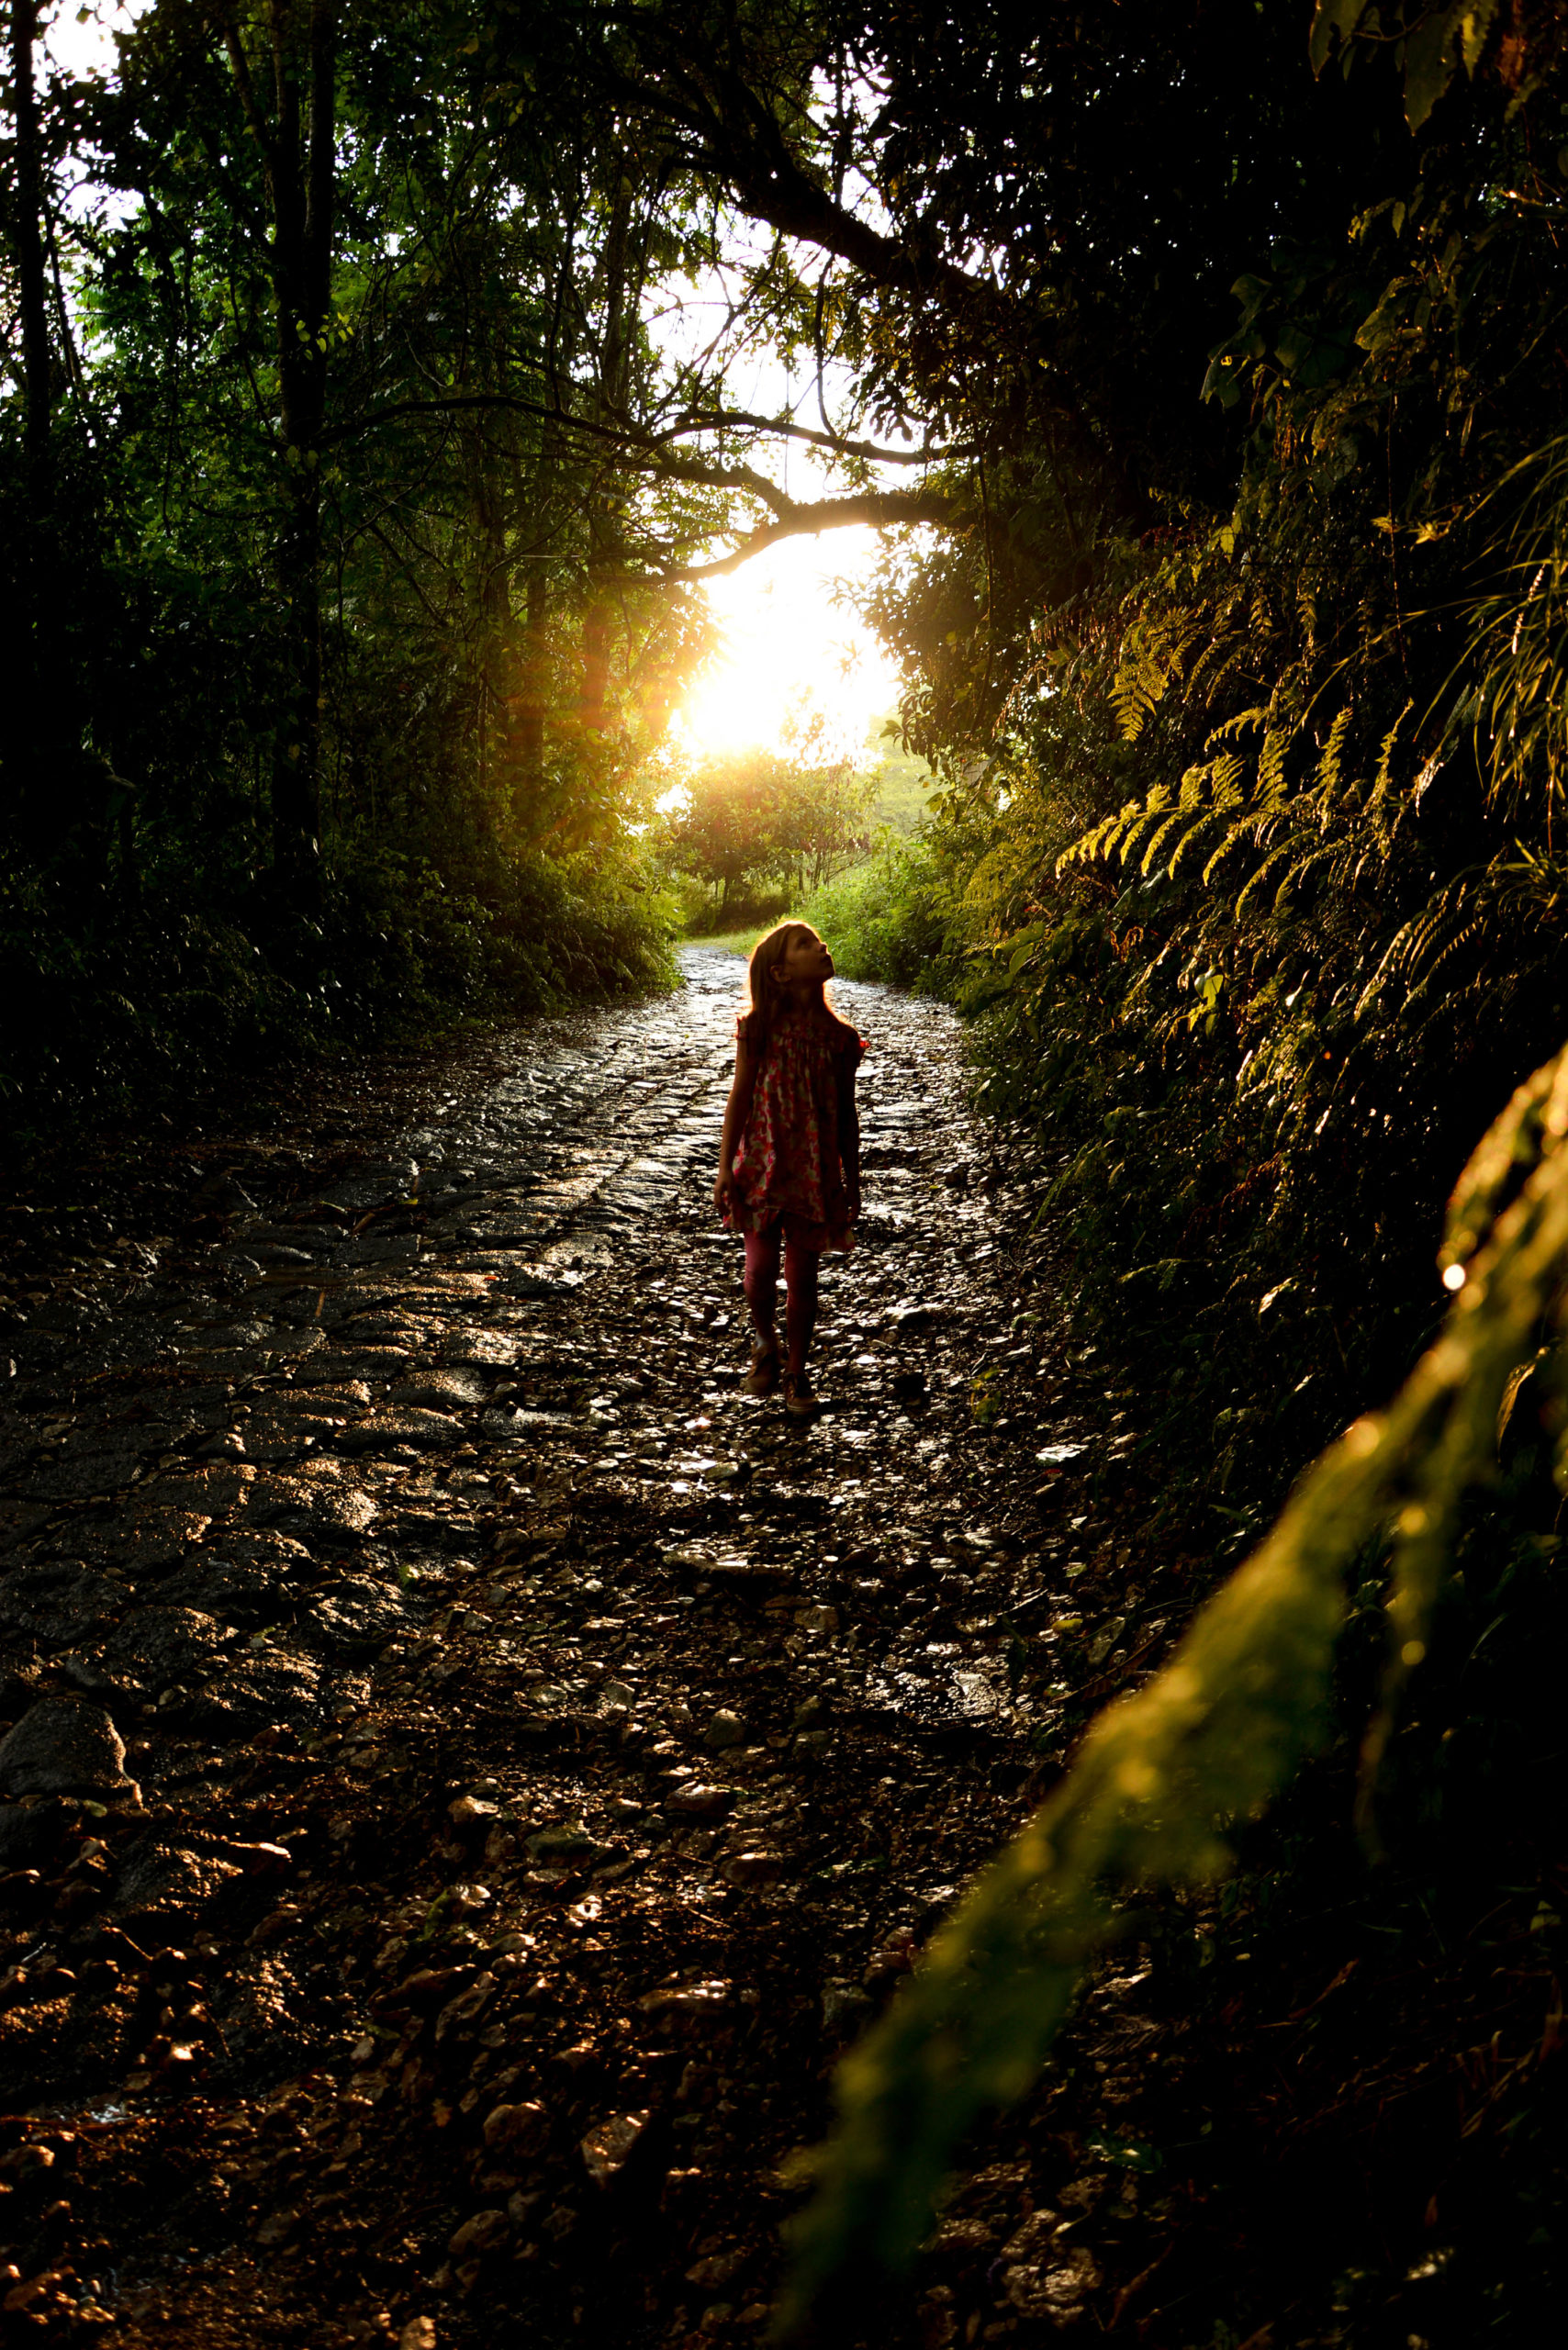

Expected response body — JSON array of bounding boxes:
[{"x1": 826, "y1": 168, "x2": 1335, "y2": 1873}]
[{"x1": 1308, "y1": 0, "x2": 1375, "y2": 77}]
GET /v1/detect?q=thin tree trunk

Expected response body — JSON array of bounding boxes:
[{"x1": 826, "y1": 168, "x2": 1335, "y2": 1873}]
[
  {"x1": 9, "y1": 0, "x2": 50, "y2": 476},
  {"x1": 579, "y1": 164, "x2": 639, "y2": 735},
  {"x1": 514, "y1": 563, "x2": 550, "y2": 807},
  {"x1": 6, "y1": 0, "x2": 61, "y2": 862},
  {"x1": 225, "y1": 0, "x2": 336, "y2": 901}
]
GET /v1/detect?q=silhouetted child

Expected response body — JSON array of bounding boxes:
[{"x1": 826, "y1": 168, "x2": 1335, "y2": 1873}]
[{"x1": 713, "y1": 922, "x2": 863, "y2": 1419}]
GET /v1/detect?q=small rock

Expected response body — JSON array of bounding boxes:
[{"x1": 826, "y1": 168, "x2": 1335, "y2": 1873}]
[
  {"x1": 725, "y1": 1851, "x2": 786, "y2": 1886},
  {"x1": 448, "y1": 2208, "x2": 508, "y2": 2258},
  {"x1": 1003, "y1": 2244, "x2": 1103, "y2": 2322},
  {"x1": 525, "y1": 1820, "x2": 605, "y2": 1862},
  {"x1": 482, "y1": 2101, "x2": 549, "y2": 2158},
  {"x1": 579, "y1": 2109, "x2": 650, "y2": 2187},
  {"x1": 638, "y1": 1981, "x2": 731, "y2": 2029},
  {"x1": 552, "y1": 2041, "x2": 599, "y2": 2075},
  {"x1": 449, "y1": 1794, "x2": 501, "y2": 1829},
  {"x1": 1002, "y1": 2211, "x2": 1061, "y2": 2264},
  {"x1": 335, "y1": 1408, "x2": 462, "y2": 1456},
  {"x1": 0, "y1": 1697, "x2": 139, "y2": 1801},
  {"x1": 890, "y1": 1304, "x2": 939, "y2": 1332},
  {"x1": 434, "y1": 1973, "x2": 497, "y2": 2042},
  {"x1": 798, "y1": 1605, "x2": 839, "y2": 1635},
  {"x1": 398, "y1": 2322, "x2": 437, "y2": 2350},
  {"x1": 703, "y1": 1707, "x2": 745, "y2": 1751},
  {"x1": 665, "y1": 1783, "x2": 735, "y2": 1820},
  {"x1": 686, "y1": 2249, "x2": 749, "y2": 2290}
]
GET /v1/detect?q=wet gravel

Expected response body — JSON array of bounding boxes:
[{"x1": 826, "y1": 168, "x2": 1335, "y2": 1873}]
[{"x1": 0, "y1": 947, "x2": 1180, "y2": 2347}]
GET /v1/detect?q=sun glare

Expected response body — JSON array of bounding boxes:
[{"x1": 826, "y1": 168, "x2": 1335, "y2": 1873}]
[{"x1": 672, "y1": 526, "x2": 901, "y2": 767}]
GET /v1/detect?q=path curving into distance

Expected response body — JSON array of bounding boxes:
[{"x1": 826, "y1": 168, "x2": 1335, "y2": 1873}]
[{"x1": 0, "y1": 946, "x2": 1159, "y2": 2346}]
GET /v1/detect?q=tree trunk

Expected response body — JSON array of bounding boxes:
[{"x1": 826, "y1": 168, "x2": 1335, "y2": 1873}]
[
  {"x1": 9, "y1": 0, "x2": 50, "y2": 478},
  {"x1": 225, "y1": 0, "x2": 336, "y2": 902},
  {"x1": 579, "y1": 163, "x2": 640, "y2": 738},
  {"x1": 6, "y1": 0, "x2": 56, "y2": 859},
  {"x1": 513, "y1": 564, "x2": 550, "y2": 806}
]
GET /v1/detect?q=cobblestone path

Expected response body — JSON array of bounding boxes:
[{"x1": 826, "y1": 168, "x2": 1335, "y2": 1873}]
[{"x1": 0, "y1": 949, "x2": 1149, "y2": 2349}]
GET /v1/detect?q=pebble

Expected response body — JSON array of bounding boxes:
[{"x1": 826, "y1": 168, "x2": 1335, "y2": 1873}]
[
  {"x1": 0, "y1": 1697, "x2": 139, "y2": 1801},
  {"x1": 579, "y1": 2110, "x2": 651, "y2": 2187},
  {"x1": 448, "y1": 2208, "x2": 509, "y2": 2258}
]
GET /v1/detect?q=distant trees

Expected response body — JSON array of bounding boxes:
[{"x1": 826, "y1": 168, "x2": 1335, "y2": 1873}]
[{"x1": 659, "y1": 749, "x2": 877, "y2": 917}]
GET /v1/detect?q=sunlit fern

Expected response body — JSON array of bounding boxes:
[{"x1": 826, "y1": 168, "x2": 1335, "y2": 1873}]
[{"x1": 1453, "y1": 431, "x2": 1568, "y2": 819}]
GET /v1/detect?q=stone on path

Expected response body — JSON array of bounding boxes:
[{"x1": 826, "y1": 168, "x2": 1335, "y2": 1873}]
[{"x1": 0, "y1": 1695, "x2": 140, "y2": 1800}]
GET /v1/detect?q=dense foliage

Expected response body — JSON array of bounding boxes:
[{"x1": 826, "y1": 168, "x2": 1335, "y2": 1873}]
[
  {"x1": 1, "y1": 0, "x2": 765, "y2": 1139},
  {"x1": 758, "y1": 0, "x2": 1568, "y2": 1533}
]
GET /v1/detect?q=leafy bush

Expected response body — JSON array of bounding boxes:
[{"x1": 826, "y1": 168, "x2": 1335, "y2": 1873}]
[
  {"x1": 798, "y1": 832, "x2": 953, "y2": 990},
  {"x1": 678, "y1": 878, "x2": 795, "y2": 939},
  {"x1": 0, "y1": 838, "x2": 675, "y2": 1153}
]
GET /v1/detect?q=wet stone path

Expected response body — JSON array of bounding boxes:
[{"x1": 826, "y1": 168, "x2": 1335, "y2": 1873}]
[{"x1": 0, "y1": 949, "x2": 1159, "y2": 2348}]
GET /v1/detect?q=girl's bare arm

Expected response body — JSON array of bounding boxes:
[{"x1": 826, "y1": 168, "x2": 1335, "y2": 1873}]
[
  {"x1": 837, "y1": 1055, "x2": 861, "y2": 1217},
  {"x1": 714, "y1": 1034, "x2": 760, "y2": 1215}
]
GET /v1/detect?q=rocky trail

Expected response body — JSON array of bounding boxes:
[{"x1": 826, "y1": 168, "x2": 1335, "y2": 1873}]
[{"x1": 0, "y1": 949, "x2": 1203, "y2": 2349}]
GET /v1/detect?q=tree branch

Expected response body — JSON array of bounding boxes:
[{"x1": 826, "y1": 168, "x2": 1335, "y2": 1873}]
[
  {"x1": 328, "y1": 386, "x2": 960, "y2": 475},
  {"x1": 651, "y1": 403, "x2": 963, "y2": 466},
  {"x1": 622, "y1": 486, "x2": 958, "y2": 584},
  {"x1": 603, "y1": 27, "x2": 1003, "y2": 321}
]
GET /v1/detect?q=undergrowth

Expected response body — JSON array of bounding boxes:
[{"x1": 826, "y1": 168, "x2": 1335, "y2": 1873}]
[{"x1": 2, "y1": 839, "x2": 675, "y2": 1157}]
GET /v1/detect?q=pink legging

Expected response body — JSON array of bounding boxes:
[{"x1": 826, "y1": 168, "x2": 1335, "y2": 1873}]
[{"x1": 744, "y1": 1225, "x2": 820, "y2": 1371}]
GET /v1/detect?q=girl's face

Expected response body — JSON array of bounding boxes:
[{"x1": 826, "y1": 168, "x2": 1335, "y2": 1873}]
[{"x1": 774, "y1": 927, "x2": 834, "y2": 986}]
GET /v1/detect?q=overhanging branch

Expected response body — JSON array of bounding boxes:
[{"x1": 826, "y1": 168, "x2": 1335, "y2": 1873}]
[
  {"x1": 327, "y1": 386, "x2": 962, "y2": 475},
  {"x1": 617, "y1": 486, "x2": 958, "y2": 584}
]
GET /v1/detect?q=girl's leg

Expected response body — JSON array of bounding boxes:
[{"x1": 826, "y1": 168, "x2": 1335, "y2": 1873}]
[
  {"x1": 743, "y1": 1227, "x2": 782, "y2": 1351},
  {"x1": 781, "y1": 1234, "x2": 820, "y2": 1377}
]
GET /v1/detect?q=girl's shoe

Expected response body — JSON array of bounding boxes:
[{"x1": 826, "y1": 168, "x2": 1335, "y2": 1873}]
[
  {"x1": 782, "y1": 1371, "x2": 816, "y2": 1421},
  {"x1": 745, "y1": 1342, "x2": 779, "y2": 1397}
]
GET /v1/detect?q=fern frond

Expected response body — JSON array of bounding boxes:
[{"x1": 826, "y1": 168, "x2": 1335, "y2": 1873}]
[
  {"x1": 1235, "y1": 832, "x2": 1314, "y2": 922},
  {"x1": 1139, "y1": 810, "x2": 1195, "y2": 875},
  {"x1": 1256, "y1": 728, "x2": 1291, "y2": 807},
  {"x1": 1315, "y1": 707, "x2": 1354, "y2": 801},
  {"x1": 1168, "y1": 807, "x2": 1234, "y2": 877},
  {"x1": 1057, "y1": 798, "x2": 1148, "y2": 871},
  {"x1": 1204, "y1": 707, "x2": 1270, "y2": 753}
]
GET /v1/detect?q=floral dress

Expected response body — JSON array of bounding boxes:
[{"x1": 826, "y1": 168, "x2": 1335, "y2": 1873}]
[{"x1": 729, "y1": 1009, "x2": 866, "y2": 1253}]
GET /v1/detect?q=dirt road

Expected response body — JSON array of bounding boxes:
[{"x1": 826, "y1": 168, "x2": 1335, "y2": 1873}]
[{"x1": 0, "y1": 948, "x2": 1152, "y2": 2347}]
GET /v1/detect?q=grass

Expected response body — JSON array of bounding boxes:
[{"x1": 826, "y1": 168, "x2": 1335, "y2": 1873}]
[{"x1": 678, "y1": 927, "x2": 757, "y2": 957}]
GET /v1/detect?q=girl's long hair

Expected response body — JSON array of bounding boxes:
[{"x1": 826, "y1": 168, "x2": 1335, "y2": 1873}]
[{"x1": 739, "y1": 921, "x2": 853, "y2": 1051}]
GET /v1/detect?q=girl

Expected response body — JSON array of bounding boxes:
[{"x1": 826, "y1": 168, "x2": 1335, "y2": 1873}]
[{"x1": 713, "y1": 921, "x2": 864, "y2": 1419}]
